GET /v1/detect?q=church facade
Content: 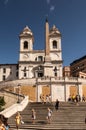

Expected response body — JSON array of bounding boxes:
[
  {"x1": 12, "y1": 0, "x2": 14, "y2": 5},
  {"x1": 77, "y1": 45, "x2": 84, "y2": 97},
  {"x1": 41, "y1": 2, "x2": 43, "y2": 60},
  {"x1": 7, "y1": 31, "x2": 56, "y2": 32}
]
[
  {"x1": 0, "y1": 20, "x2": 86, "y2": 102},
  {"x1": 0, "y1": 20, "x2": 63, "y2": 81}
]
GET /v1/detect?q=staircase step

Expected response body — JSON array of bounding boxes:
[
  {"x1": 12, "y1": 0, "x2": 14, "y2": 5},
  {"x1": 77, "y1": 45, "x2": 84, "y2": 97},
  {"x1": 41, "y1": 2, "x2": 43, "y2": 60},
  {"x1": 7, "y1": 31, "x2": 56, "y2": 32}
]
[{"x1": 8, "y1": 102, "x2": 86, "y2": 129}]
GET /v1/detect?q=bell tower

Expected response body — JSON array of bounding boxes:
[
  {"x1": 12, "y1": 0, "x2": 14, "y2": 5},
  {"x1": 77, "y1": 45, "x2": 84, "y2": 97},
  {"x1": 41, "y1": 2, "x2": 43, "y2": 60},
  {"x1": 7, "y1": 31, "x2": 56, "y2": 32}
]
[
  {"x1": 44, "y1": 19, "x2": 63, "y2": 77},
  {"x1": 19, "y1": 26, "x2": 34, "y2": 62},
  {"x1": 18, "y1": 26, "x2": 34, "y2": 79},
  {"x1": 49, "y1": 25, "x2": 63, "y2": 77}
]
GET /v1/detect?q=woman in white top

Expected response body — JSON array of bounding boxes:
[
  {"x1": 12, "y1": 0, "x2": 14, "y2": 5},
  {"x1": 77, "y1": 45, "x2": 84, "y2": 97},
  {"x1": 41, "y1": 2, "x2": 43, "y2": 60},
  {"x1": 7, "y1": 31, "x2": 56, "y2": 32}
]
[{"x1": 47, "y1": 107, "x2": 52, "y2": 124}]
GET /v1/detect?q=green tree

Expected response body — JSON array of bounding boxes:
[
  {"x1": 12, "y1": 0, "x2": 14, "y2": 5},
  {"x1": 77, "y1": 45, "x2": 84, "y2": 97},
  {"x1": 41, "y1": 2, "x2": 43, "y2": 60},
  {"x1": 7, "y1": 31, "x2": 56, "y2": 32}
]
[{"x1": 0, "y1": 96, "x2": 6, "y2": 111}]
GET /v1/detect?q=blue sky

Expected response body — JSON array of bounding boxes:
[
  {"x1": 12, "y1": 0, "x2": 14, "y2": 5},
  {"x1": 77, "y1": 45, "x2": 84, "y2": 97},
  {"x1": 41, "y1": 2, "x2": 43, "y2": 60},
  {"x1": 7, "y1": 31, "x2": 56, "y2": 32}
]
[{"x1": 0, "y1": 0, "x2": 86, "y2": 66}]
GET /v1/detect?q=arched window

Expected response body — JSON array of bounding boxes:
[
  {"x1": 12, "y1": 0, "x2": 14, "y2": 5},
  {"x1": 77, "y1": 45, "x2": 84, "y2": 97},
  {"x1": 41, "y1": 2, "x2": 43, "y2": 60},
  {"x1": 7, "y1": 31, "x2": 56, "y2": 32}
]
[
  {"x1": 23, "y1": 41, "x2": 28, "y2": 49},
  {"x1": 53, "y1": 40, "x2": 57, "y2": 49}
]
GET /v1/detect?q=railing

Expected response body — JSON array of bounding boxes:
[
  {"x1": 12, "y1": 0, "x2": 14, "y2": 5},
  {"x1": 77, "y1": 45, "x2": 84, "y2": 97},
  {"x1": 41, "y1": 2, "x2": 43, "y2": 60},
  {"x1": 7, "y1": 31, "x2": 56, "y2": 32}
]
[
  {"x1": 0, "y1": 77, "x2": 86, "y2": 89},
  {"x1": 0, "y1": 96, "x2": 29, "y2": 118},
  {"x1": 38, "y1": 76, "x2": 86, "y2": 84}
]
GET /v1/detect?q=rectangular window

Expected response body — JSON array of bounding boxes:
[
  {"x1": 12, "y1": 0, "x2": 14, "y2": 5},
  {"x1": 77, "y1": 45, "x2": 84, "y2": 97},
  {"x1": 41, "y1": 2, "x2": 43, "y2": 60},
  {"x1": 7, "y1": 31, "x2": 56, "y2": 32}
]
[
  {"x1": 38, "y1": 56, "x2": 43, "y2": 61},
  {"x1": 3, "y1": 68, "x2": 6, "y2": 73},
  {"x1": 3, "y1": 75, "x2": 6, "y2": 81},
  {"x1": 24, "y1": 72, "x2": 26, "y2": 77},
  {"x1": 55, "y1": 72, "x2": 57, "y2": 77},
  {"x1": 16, "y1": 65, "x2": 19, "y2": 70},
  {"x1": 16, "y1": 71, "x2": 18, "y2": 77}
]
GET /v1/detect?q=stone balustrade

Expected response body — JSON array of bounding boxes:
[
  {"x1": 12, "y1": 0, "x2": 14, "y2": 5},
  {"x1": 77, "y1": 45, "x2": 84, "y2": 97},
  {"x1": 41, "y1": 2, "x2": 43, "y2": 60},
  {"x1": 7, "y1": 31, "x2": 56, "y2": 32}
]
[
  {"x1": 0, "y1": 96, "x2": 29, "y2": 118},
  {"x1": 0, "y1": 77, "x2": 86, "y2": 89}
]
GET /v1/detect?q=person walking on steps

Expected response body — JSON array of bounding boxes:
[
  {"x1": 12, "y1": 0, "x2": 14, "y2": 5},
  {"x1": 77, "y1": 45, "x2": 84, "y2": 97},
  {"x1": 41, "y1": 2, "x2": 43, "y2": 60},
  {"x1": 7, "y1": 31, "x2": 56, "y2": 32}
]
[
  {"x1": 0, "y1": 120, "x2": 5, "y2": 130},
  {"x1": 46, "y1": 107, "x2": 52, "y2": 124},
  {"x1": 15, "y1": 112, "x2": 21, "y2": 130},
  {"x1": 55, "y1": 99, "x2": 59, "y2": 111},
  {"x1": 31, "y1": 109, "x2": 36, "y2": 124}
]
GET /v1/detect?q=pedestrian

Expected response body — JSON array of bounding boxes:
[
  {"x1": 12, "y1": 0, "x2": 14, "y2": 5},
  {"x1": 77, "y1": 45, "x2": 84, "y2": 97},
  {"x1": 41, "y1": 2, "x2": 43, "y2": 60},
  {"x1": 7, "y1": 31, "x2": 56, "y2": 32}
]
[
  {"x1": 40, "y1": 94, "x2": 45, "y2": 104},
  {"x1": 0, "y1": 119, "x2": 5, "y2": 130},
  {"x1": 72, "y1": 94, "x2": 75, "y2": 102},
  {"x1": 49, "y1": 94, "x2": 52, "y2": 103},
  {"x1": 42, "y1": 95, "x2": 45, "y2": 104},
  {"x1": 46, "y1": 95, "x2": 49, "y2": 103},
  {"x1": 55, "y1": 99, "x2": 59, "y2": 111},
  {"x1": 4, "y1": 121, "x2": 10, "y2": 130},
  {"x1": 40, "y1": 94, "x2": 42, "y2": 103},
  {"x1": 76, "y1": 94, "x2": 79, "y2": 105},
  {"x1": 82, "y1": 95, "x2": 85, "y2": 102},
  {"x1": 68, "y1": 95, "x2": 72, "y2": 102},
  {"x1": 31, "y1": 109, "x2": 36, "y2": 124},
  {"x1": 15, "y1": 112, "x2": 21, "y2": 130},
  {"x1": 46, "y1": 107, "x2": 52, "y2": 124}
]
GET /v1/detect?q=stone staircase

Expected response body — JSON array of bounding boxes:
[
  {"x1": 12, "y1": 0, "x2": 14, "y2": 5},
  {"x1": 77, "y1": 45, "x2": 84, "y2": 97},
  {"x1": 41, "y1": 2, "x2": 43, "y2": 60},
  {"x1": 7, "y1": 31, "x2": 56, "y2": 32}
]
[
  {"x1": 50, "y1": 102, "x2": 86, "y2": 129},
  {"x1": 8, "y1": 102, "x2": 86, "y2": 129}
]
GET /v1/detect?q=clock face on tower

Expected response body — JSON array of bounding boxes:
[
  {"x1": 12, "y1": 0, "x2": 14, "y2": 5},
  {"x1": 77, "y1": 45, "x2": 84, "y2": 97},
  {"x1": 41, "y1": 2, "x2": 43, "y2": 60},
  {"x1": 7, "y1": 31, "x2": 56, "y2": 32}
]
[{"x1": 23, "y1": 53, "x2": 29, "y2": 59}]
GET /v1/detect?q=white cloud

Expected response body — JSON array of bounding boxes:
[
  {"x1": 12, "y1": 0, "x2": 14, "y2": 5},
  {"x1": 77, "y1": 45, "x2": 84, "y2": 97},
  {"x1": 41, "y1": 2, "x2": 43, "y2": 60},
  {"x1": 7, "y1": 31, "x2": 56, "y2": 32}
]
[
  {"x1": 50, "y1": 5, "x2": 55, "y2": 11},
  {"x1": 4, "y1": 0, "x2": 9, "y2": 5},
  {"x1": 46, "y1": 0, "x2": 50, "y2": 4},
  {"x1": 46, "y1": 0, "x2": 55, "y2": 12}
]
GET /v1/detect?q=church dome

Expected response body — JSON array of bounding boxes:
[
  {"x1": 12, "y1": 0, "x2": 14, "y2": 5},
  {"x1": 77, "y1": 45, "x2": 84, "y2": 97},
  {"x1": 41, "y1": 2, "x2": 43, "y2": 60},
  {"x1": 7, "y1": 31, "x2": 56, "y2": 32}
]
[
  {"x1": 19, "y1": 26, "x2": 33, "y2": 38},
  {"x1": 49, "y1": 25, "x2": 61, "y2": 37}
]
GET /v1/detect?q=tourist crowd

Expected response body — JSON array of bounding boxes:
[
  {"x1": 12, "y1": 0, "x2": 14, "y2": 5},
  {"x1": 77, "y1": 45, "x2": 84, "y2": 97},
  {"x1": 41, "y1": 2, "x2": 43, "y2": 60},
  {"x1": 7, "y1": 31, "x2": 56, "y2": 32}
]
[
  {"x1": 68, "y1": 94, "x2": 86, "y2": 103},
  {"x1": 3, "y1": 93, "x2": 86, "y2": 129}
]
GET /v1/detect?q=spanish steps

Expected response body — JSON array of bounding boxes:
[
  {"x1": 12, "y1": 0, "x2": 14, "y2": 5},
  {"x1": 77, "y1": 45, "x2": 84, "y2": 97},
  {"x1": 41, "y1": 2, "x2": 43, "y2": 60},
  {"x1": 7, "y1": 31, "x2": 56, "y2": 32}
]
[{"x1": 8, "y1": 101, "x2": 86, "y2": 130}]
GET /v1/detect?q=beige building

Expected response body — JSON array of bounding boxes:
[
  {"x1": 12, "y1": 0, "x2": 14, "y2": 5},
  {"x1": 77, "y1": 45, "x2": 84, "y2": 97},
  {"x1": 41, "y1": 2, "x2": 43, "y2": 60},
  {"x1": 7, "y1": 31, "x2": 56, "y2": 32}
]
[
  {"x1": 63, "y1": 66, "x2": 71, "y2": 77},
  {"x1": 1, "y1": 20, "x2": 86, "y2": 102},
  {"x1": 0, "y1": 19, "x2": 63, "y2": 82},
  {"x1": 70, "y1": 55, "x2": 86, "y2": 78},
  {"x1": 18, "y1": 20, "x2": 63, "y2": 79}
]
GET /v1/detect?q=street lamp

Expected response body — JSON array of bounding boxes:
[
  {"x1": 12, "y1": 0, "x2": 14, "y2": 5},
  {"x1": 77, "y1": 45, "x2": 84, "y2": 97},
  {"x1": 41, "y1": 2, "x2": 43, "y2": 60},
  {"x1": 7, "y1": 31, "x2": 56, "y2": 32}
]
[
  {"x1": 77, "y1": 77, "x2": 79, "y2": 95},
  {"x1": 49, "y1": 77, "x2": 52, "y2": 102},
  {"x1": 17, "y1": 84, "x2": 21, "y2": 103},
  {"x1": 64, "y1": 77, "x2": 66, "y2": 102},
  {"x1": 36, "y1": 78, "x2": 38, "y2": 102}
]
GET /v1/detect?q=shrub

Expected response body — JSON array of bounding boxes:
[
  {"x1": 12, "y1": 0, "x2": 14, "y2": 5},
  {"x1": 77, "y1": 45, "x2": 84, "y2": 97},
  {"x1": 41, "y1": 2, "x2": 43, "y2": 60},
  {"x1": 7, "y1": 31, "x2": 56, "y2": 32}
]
[{"x1": 0, "y1": 96, "x2": 6, "y2": 111}]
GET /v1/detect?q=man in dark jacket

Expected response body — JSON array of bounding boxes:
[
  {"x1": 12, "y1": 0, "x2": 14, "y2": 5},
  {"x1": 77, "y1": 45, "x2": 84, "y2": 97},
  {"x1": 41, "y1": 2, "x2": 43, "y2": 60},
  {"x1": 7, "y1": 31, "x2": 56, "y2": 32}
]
[{"x1": 55, "y1": 99, "x2": 59, "y2": 111}]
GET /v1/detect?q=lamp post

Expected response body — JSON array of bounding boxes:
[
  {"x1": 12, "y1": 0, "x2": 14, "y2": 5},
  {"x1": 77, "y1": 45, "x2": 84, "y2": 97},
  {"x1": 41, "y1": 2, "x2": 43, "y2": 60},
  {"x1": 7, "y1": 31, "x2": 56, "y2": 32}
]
[
  {"x1": 17, "y1": 84, "x2": 21, "y2": 103},
  {"x1": 36, "y1": 78, "x2": 38, "y2": 102},
  {"x1": 64, "y1": 77, "x2": 66, "y2": 102},
  {"x1": 49, "y1": 77, "x2": 52, "y2": 102},
  {"x1": 77, "y1": 77, "x2": 79, "y2": 95}
]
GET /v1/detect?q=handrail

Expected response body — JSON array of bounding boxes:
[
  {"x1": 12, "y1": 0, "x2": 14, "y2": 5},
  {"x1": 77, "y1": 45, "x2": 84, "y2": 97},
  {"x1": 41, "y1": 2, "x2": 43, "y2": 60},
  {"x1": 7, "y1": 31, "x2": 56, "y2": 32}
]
[{"x1": 0, "y1": 96, "x2": 29, "y2": 118}]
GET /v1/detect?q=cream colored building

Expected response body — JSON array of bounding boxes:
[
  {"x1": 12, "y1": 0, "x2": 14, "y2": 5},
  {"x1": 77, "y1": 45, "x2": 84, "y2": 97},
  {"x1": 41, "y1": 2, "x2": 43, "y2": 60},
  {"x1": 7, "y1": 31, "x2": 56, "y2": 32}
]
[
  {"x1": 63, "y1": 66, "x2": 71, "y2": 77},
  {"x1": 1, "y1": 20, "x2": 86, "y2": 102},
  {"x1": 0, "y1": 19, "x2": 63, "y2": 81}
]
